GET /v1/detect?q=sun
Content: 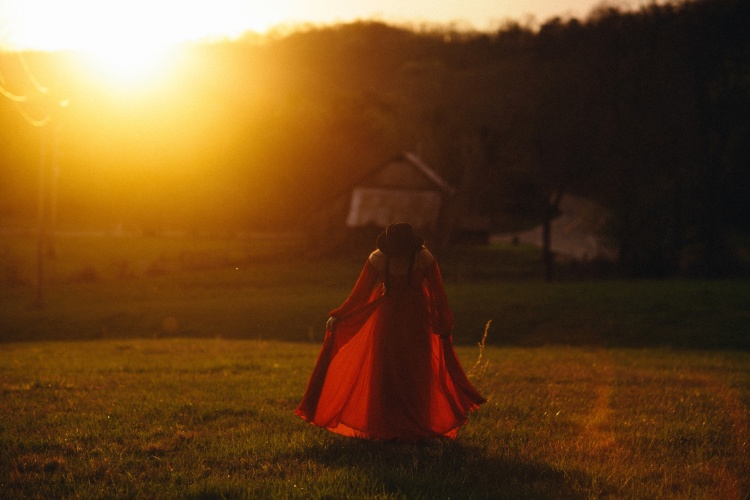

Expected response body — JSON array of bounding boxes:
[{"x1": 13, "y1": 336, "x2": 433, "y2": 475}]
[
  {"x1": 66, "y1": 16, "x2": 191, "y2": 92},
  {"x1": 1, "y1": 1, "x2": 289, "y2": 51},
  {"x1": 79, "y1": 41, "x2": 177, "y2": 90},
  {"x1": 1, "y1": 0, "x2": 287, "y2": 89}
]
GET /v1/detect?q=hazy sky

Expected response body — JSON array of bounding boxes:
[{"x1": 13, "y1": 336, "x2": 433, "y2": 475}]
[{"x1": 0, "y1": 0, "x2": 665, "y2": 50}]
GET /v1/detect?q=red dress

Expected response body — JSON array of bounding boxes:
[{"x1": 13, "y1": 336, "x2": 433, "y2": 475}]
[{"x1": 295, "y1": 258, "x2": 485, "y2": 440}]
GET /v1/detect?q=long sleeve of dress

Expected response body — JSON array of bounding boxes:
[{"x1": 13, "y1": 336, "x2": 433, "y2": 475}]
[
  {"x1": 329, "y1": 261, "x2": 382, "y2": 321},
  {"x1": 295, "y1": 261, "x2": 383, "y2": 421}
]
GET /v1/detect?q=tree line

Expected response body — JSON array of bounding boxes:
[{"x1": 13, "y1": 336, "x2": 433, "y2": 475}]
[{"x1": 0, "y1": 0, "x2": 748, "y2": 277}]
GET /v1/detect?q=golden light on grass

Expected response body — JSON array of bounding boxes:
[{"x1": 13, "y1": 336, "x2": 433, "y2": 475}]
[{"x1": 3, "y1": 338, "x2": 748, "y2": 498}]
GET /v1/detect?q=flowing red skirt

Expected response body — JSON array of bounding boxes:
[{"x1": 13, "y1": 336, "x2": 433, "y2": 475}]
[{"x1": 295, "y1": 260, "x2": 485, "y2": 440}]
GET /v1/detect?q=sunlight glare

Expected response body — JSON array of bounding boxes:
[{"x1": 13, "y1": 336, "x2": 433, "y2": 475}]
[
  {"x1": 1, "y1": 0, "x2": 274, "y2": 89},
  {"x1": 80, "y1": 42, "x2": 176, "y2": 90},
  {"x1": 1, "y1": 0, "x2": 288, "y2": 52}
]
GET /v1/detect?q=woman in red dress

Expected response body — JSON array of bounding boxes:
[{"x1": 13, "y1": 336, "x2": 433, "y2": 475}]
[{"x1": 295, "y1": 223, "x2": 485, "y2": 440}]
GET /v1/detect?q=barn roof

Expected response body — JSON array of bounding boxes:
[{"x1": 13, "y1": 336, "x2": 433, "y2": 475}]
[{"x1": 359, "y1": 152, "x2": 456, "y2": 195}]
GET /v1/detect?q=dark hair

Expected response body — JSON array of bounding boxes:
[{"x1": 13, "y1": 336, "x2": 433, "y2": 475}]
[
  {"x1": 383, "y1": 250, "x2": 417, "y2": 294},
  {"x1": 377, "y1": 223, "x2": 423, "y2": 294}
]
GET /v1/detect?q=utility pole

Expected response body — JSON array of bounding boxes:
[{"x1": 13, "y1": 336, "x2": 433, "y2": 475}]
[
  {"x1": 0, "y1": 53, "x2": 65, "y2": 307},
  {"x1": 34, "y1": 122, "x2": 49, "y2": 307},
  {"x1": 33, "y1": 102, "x2": 66, "y2": 308}
]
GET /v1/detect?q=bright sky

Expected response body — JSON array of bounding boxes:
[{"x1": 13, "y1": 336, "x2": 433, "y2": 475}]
[{"x1": 1, "y1": 0, "x2": 663, "y2": 51}]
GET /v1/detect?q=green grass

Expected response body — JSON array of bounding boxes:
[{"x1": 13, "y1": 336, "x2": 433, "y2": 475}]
[
  {"x1": 1, "y1": 234, "x2": 749, "y2": 497},
  {"x1": 1, "y1": 339, "x2": 748, "y2": 498},
  {"x1": 1, "y1": 233, "x2": 749, "y2": 349}
]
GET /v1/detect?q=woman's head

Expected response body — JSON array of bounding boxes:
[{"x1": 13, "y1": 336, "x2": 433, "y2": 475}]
[{"x1": 376, "y1": 222, "x2": 424, "y2": 257}]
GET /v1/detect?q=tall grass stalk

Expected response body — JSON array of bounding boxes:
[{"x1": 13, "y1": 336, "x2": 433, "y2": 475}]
[{"x1": 468, "y1": 319, "x2": 491, "y2": 384}]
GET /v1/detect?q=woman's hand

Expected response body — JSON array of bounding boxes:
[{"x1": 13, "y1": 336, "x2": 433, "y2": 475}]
[{"x1": 326, "y1": 316, "x2": 338, "y2": 332}]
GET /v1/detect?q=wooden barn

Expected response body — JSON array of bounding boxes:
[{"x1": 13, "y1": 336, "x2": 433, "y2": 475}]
[
  {"x1": 308, "y1": 152, "x2": 457, "y2": 253},
  {"x1": 345, "y1": 152, "x2": 455, "y2": 234}
]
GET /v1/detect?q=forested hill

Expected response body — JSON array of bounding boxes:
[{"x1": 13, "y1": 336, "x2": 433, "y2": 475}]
[{"x1": 1, "y1": 0, "x2": 748, "y2": 276}]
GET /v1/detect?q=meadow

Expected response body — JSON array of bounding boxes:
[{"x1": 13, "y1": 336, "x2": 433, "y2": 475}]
[
  {"x1": 2, "y1": 339, "x2": 748, "y2": 498},
  {"x1": 1, "y1": 233, "x2": 749, "y2": 498}
]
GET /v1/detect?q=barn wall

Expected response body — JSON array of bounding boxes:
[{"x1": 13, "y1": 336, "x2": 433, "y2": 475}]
[{"x1": 346, "y1": 187, "x2": 443, "y2": 232}]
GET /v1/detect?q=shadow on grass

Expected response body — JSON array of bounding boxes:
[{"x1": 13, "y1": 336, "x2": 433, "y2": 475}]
[{"x1": 298, "y1": 437, "x2": 592, "y2": 499}]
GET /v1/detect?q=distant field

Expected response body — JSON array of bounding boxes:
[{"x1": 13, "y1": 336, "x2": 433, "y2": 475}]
[
  {"x1": 1, "y1": 339, "x2": 748, "y2": 498},
  {"x1": 1, "y1": 233, "x2": 748, "y2": 349}
]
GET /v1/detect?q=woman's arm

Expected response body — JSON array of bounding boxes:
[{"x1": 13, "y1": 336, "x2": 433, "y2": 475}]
[{"x1": 328, "y1": 260, "x2": 381, "y2": 320}]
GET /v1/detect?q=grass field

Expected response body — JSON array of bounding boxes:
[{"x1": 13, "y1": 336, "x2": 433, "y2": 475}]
[
  {"x1": 1, "y1": 233, "x2": 748, "y2": 349},
  {"x1": 1, "y1": 339, "x2": 748, "y2": 498},
  {"x1": 1, "y1": 233, "x2": 749, "y2": 497}
]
